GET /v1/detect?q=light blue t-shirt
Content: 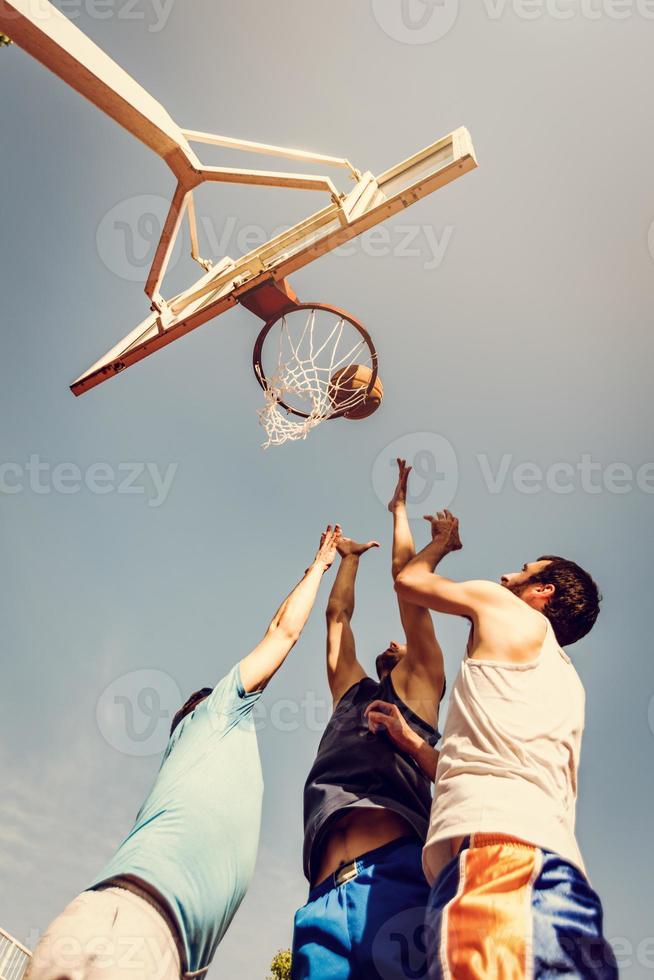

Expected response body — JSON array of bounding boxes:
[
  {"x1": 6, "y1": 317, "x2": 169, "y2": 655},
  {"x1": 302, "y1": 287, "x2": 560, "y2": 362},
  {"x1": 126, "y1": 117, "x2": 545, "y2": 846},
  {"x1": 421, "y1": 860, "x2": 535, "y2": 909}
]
[{"x1": 89, "y1": 665, "x2": 264, "y2": 973}]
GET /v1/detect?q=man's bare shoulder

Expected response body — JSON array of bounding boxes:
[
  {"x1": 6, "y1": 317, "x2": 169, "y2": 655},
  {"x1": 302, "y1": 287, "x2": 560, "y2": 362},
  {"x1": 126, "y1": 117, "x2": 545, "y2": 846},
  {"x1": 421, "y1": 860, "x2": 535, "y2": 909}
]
[
  {"x1": 457, "y1": 579, "x2": 524, "y2": 612},
  {"x1": 462, "y1": 579, "x2": 510, "y2": 599},
  {"x1": 471, "y1": 586, "x2": 549, "y2": 663}
]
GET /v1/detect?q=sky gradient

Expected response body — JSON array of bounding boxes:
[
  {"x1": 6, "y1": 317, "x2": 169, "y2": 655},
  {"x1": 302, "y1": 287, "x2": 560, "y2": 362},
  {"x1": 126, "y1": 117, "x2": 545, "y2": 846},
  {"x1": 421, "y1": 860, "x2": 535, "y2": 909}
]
[{"x1": 1, "y1": 1, "x2": 654, "y2": 977}]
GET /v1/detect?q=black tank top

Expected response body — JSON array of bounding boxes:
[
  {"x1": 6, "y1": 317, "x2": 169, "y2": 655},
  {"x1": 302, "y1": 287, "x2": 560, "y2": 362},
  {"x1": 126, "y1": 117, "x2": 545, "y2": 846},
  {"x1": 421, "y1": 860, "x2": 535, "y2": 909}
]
[{"x1": 302, "y1": 673, "x2": 440, "y2": 881}]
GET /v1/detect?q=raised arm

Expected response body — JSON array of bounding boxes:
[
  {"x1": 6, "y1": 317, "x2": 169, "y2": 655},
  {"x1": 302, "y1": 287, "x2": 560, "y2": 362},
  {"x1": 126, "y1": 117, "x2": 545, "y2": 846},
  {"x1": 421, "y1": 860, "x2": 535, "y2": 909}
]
[
  {"x1": 388, "y1": 460, "x2": 446, "y2": 726},
  {"x1": 239, "y1": 525, "x2": 341, "y2": 693},
  {"x1": 396, "y1": 511, "x2": 547, "y2": 664},
  {"x1": 389, "y1": 459, "x2": 418, "y2": 581},
  {"x1": 395, "y1": 511, "x2": 492, "y2": 619},
  {"x1": 326, "y1": 535, "x2": 379, "y2": 707}
]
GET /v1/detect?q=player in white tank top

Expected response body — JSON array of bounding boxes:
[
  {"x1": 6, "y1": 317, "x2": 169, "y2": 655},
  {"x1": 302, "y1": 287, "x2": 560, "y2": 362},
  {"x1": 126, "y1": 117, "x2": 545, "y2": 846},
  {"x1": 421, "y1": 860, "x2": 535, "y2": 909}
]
[
  {"x1": 424, "y1": 617, "x2": 585, "y2": 882},
  {"x1": 393, "y1": 511, "x2": 617, "y2": 979}
]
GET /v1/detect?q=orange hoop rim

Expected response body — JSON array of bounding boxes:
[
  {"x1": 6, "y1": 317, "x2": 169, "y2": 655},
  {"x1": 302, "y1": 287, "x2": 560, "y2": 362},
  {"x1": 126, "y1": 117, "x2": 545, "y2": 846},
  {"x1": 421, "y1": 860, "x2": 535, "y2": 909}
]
[{"x1": 252, "y1": 302, "x2": 379, "y2": 421}]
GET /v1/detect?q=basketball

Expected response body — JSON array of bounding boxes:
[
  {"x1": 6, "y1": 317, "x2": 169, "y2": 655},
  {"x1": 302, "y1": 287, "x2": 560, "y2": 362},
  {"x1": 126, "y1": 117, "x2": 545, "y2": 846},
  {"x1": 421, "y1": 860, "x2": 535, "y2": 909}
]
[{"x1": 329, "y1": 364, "x2": 384, "y2": 420}]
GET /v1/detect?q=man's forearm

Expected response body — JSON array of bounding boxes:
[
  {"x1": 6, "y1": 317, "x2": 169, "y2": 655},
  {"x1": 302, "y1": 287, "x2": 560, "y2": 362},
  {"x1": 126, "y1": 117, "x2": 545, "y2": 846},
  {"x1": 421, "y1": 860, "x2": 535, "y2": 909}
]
[
  {"x1": 395, "y1": 536, "x2": 453, "y2": 610},
  {"x1": 391, "y1": 503, "x2": 416, "y2": 579},
  {"x1": 272, "y1": 562, "x2": 325, "y2": 640},
  {"x1": 409, "y1": 738, "x2": 439, "y2": 783},
  {"x1": 395, "y1": 722, "x2": 439, "y2": 782},
  {"x1": 405, "y1": 536, "x2": 451, "y2": 575},
  {"x1": 366, "y1": 699, "x2": 439, "y2": 782},
  {"x1": 239, "y1": 562, "x2": 326, "y2": 693},
  {"x1": 395, "y1": 531, "x2": 479, "y2": 619},
  {"x1": 239, "y1": 525, "x2": 339, "y2": 694},
  {"x1": 326, "y1": 554, "x2": 359, "y2": 618}
]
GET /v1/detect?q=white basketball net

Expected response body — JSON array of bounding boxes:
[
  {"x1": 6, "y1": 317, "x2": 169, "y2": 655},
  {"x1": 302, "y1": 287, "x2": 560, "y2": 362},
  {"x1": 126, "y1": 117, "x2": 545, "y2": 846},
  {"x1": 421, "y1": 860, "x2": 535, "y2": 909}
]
[{"x1": 257, "y1": 307, "x2": 373, "y2": 448}]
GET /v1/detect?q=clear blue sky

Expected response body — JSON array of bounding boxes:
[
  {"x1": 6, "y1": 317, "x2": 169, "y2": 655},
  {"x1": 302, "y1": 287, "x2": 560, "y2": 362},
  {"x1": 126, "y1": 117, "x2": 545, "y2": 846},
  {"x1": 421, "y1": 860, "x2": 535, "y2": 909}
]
[{"x1": 1, "y1": 1, "x2": 654, "y2": 977}]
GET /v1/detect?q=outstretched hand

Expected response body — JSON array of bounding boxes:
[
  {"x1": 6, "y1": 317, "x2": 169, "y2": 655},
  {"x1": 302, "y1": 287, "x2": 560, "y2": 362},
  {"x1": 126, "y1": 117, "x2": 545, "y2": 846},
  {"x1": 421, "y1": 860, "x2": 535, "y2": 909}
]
[
  {"x1": 388, "y1": 458, "x2": 411, "y2": 513},
  {"x1": 314, "y1": 524, "x2": 342, "y2": 571},
  {"x1": 423, "y1": 510, "x2": 462, "y2": 554},
  {"x1": 336, "y1": 535, "x2": 380, "y2": 558}
]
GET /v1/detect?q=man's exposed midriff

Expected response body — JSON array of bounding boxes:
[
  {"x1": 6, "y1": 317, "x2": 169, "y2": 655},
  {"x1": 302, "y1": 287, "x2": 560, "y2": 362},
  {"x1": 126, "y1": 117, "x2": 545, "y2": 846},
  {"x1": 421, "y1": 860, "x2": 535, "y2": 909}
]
[{"x1": 312, "y1": 808, "x2": 417, "y2": 886}]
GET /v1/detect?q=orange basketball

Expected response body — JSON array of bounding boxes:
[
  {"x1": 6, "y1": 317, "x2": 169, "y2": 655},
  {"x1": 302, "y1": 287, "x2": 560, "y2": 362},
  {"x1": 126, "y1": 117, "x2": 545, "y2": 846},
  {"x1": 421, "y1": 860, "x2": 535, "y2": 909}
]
[{"x1": 329, "y1": 364, "x2": 384, "y2": 420}]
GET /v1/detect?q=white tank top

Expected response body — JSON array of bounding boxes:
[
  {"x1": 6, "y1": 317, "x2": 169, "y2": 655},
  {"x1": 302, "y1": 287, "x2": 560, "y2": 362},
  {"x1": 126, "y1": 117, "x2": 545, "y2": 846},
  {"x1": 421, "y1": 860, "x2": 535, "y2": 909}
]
[{"x1": 423, "y1": 619, "x2": 586, "y2": 885}]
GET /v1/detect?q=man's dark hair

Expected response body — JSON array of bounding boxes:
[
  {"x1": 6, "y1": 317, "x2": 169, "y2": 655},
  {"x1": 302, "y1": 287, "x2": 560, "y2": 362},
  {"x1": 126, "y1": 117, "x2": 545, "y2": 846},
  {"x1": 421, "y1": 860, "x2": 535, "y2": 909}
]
[
  {"x1": 529, "y1": 555, "x2": 601, "y2": 646},
  {"x1": 170, "y1": 687, "x2": 213, "y2": 736},
  {"x1": 375, "y1": 651, "x2": 397, "y2": 681}
]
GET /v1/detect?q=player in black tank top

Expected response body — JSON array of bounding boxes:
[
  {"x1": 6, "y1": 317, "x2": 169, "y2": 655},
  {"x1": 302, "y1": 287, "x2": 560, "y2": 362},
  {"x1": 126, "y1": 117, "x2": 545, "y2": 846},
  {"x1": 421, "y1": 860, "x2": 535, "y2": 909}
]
[
  {"x1": 303, "y1": 671, "x2": 440, "y2": 880},
  {"x1": 292, "y1": 461, "x2": 454, "y2": 980}
]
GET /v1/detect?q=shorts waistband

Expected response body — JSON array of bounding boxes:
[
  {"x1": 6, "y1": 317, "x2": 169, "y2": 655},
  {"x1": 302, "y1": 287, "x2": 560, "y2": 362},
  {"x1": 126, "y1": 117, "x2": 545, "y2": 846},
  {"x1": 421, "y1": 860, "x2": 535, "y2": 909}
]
[
  {"x1": 461, "y1": 833, "x2": 538, "y2": 853},
  {"x1": 93, "y1": 878, "x2": 208, "y2": 978},
  {"x1": 308, "y1": 835, "x2": 420, "y2": 901}
]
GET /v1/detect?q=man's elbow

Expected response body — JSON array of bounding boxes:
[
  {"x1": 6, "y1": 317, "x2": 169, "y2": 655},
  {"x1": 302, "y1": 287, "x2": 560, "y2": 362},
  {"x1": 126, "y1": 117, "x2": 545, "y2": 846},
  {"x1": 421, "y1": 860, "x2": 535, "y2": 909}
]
[
  {"x1": 326, "y1": 602, "x2": 353, "y2": 623},
  {"x1": 394, "y1": 568, "x2": 414, "y2": 597},
  {"x1": 395, "y1": 568, "x2": 431, "y2": 606},
  {"x1": 277, "y1": 621, "x2": 301, "y2": 646},
  {"x1": 268, "y1": 619, "x2": 301, "y2": 646}
]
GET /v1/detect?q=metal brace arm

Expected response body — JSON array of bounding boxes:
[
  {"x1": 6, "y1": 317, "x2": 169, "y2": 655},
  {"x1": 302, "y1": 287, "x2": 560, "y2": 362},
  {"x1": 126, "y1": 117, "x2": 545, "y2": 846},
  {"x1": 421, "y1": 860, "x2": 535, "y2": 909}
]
[
  {"x1": 146, "y1": 152, "x2": 356, "y2": 306},
  {"x1": 182, "y1": 130, "x2": 361, "y2": 183}
]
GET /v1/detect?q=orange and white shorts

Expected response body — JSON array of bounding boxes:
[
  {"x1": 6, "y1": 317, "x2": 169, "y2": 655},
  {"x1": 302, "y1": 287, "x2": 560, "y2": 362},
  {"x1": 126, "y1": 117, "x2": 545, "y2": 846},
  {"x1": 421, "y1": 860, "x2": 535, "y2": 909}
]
[{"x1": 426, "y1": 835, "x2": 617, "y2": 980}]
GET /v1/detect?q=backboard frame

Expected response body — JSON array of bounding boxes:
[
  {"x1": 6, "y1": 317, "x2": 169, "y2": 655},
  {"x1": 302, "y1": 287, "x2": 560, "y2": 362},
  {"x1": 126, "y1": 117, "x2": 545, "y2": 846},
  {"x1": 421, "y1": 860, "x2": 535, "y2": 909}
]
[
  {"x1": 70, "y1": 126, "x2": 477, "y2": 395},
  {"x1": 0, "y1": 0, "x2": 479, "y2": 400}
]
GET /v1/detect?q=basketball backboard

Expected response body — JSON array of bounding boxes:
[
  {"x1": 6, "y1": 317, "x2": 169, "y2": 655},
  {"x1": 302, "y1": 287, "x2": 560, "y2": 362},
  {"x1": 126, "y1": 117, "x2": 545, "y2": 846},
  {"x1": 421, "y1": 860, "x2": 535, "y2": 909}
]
[
  {"x1": 70, "y1": 126, "x2": 477, "y2": 395},
  {"x1": 0, "y1": 0, "x2": 478, "y2": 403}
]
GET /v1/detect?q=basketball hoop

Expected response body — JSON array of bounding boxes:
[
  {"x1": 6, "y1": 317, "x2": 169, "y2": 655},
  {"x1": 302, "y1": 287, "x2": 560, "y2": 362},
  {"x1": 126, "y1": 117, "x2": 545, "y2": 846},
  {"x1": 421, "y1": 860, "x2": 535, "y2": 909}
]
[{"x1": 252, "y1": 304, "x2": 381, "y2": 447}]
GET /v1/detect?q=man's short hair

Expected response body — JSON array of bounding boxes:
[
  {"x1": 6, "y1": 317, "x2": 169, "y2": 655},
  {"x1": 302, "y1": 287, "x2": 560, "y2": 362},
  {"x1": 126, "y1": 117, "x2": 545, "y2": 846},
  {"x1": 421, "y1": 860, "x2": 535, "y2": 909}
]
[
  {"x1": 375, "y1": 651, "x2": 397, "y2": 681},
  {"x1": 170, "y1": 687, "x2": 213, "y2": 736},
  {"x1": 530, "y1": 555, "x2": 601, "y2": 646}
]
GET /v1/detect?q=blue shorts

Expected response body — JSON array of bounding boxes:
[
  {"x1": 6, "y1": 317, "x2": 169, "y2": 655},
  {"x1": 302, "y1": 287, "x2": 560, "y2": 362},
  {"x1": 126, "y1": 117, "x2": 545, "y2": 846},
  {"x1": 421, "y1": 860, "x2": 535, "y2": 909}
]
[
  {"x1": 292, "y1": 836, "x2": 431, "y2": 980},
  {"x1": 426, "y1": 835, "x2": 618, "y2": 979}
]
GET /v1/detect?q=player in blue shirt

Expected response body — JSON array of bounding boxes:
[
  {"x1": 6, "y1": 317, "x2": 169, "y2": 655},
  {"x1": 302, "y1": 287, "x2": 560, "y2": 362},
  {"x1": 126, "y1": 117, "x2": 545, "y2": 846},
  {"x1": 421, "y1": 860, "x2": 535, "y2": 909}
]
[{"x1": 25, "y1": 524, "x2": 341, "y2": 980}]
